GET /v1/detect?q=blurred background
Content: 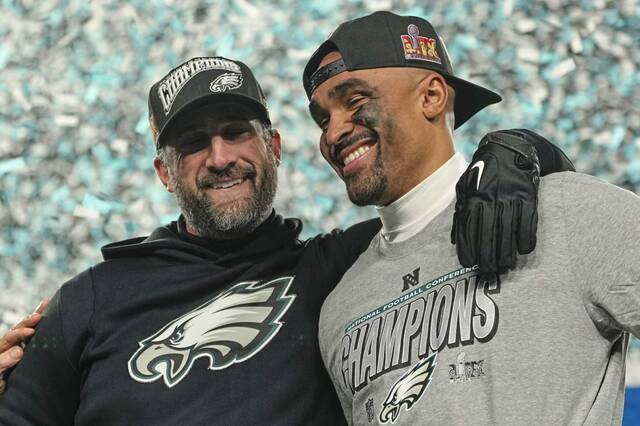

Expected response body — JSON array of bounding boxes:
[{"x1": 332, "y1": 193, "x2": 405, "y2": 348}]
[{"x1": 0, "y1": 0, "x2": 638, "y2": 422}]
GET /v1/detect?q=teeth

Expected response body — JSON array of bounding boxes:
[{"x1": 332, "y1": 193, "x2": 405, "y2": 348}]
[
  {"x1": 343, "y1": 146, "x2": 371, "y2": 166},
  {"x1": 211, "y1": 179, "x2": 243, "y2": 189}
]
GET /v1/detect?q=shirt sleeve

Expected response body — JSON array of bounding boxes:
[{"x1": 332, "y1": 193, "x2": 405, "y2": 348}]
[
  {"x1": 563, "y1": 173, "x2": 640, "y2": 337},
  {"x1": 0, "y1": 269, "x2": 94, "y2": 425},
  {"x1": 313, "y1": 218, "x2": 381, "y2": 292}
]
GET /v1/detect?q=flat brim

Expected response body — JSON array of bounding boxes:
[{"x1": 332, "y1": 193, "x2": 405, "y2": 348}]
[{"x1": 440, "y1": 74, "x2": 502, "y2": 129}]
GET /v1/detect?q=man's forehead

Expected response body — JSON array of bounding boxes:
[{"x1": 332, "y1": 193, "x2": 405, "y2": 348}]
[
  {"x1": 318, "y1": 50, "x2": 343, "y2": 69},
  {"x1": 311, "y1": 50, "x2": 413, "y2": 103},
  {"x1": 310, "y1": 53, "x2": 376, "y2": 104}
]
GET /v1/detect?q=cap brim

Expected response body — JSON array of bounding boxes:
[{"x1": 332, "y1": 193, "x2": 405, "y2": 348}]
[
  {"x1": 441, "y1": 74, "x2": 502, "y2": 129},
  {"x1": 156, "y1": 93, "x2": 270, "y2": 147}
]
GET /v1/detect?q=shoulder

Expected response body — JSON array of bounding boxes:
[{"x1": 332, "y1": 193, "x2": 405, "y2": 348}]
[
  {"x1": 540, "y1": 172, "x2": 640, "y2": 212},
  {"x1": 58, "y1": 267, "x2": 94, "y2": 295},
  {"x1": 51, "y1": 267, "x2": 96, "y2": 320}
]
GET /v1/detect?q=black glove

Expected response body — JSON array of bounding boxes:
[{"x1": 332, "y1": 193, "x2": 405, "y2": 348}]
[{"x1": 451, "y1": 129, "x2": 546, "y2": 274}]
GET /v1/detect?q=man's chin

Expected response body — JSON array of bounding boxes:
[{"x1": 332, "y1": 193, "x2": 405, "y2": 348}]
[
  {"x1": 196, "y1": 204, "x2": 265, "y2": 237},
  {"x1": 346, "y1": 186, "x2": 380, "y2": 207}
]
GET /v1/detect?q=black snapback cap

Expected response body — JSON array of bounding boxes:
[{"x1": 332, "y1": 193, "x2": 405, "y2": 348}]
[
  {"x1": 148, "y1": 56, "x2": 270, "y2": 148},
  {"x1": 303, "y1": 11, "x2": 502, "y2": 129}
]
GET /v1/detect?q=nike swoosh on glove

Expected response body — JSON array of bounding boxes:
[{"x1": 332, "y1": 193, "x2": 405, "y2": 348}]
[{"x1": 451, "y1": 129, "x2": 543, "y2": 274}]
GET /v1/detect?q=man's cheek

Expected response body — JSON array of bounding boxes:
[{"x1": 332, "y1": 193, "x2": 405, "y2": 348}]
[{"x1": 319, "y1": 139, "x2": 332, "y2": 165}]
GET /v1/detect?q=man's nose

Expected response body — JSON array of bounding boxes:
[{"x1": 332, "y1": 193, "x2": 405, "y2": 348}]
[
  {"x1": 204, "y1": 136, "x2": 237, "y2": 170},
  {"x1": 325, "y1": 111, "x2": 355, "y2": 147}
]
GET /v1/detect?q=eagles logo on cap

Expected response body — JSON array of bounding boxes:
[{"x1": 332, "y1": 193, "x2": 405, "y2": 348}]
[
  {"x1": 148, "y1": 56, "x2": 270, "y2": 149},
  {"x1": 209, "y1": 72, "x2": 244, "y2": 93}
]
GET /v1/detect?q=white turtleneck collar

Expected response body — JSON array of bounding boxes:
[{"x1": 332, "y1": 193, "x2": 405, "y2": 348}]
[{"x1": 376, "y1": 152, "x2": 469, "y2": 243}]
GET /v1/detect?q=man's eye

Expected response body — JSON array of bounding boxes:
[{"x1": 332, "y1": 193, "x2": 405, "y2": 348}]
[
  {"x1": 347, "y1": 96, "x2": 366, "y2": 108},
  {"x1": 177, "y1": 133, "x2": 208, "y2": 153}
]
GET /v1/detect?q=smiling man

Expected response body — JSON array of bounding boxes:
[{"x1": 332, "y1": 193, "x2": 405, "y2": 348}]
[
  {"x1": 154, "y1": 102, "x2": 279, "y2": 240},
  {"x1": 0, "y1": 56, "x2": 384, "y2": 425},
  {"x1": 0, "y1": 52, "x2": 571, "y2": 424},
  {"x1": 304, "y1": 11, "x2": 640, "y2": 425}
]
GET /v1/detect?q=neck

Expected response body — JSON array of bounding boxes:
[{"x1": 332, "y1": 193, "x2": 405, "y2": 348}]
[
  {"x1": 381, "y1": 131, "x2": 455, "y2": 206},
  {"x1": 377, "y1": 152, "x2": 468, "y2": 243}
]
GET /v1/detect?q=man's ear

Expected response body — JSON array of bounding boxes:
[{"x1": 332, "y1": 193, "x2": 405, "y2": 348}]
[
  {"x1": 270, "y1": 129, "x2": 282, "y2": 165},
  {"x1": 419, "y1": 73, "x2": 449, "y2": 122},
  {"x1": 153, "y1": 156, "x2": 174, "y2": 193}
]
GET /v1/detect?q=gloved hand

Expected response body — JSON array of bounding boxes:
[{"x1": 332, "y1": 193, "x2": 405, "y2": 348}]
[{"x1": 451, "y1": 129, "x2": 544, "y2": 274}]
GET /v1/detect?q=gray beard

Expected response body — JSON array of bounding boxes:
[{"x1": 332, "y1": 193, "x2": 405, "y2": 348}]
[
  {"x1": 171, "y1": 155, "x2": 278, "y2": 240},
  {"x1": 345, "y1": 147, "x2": 387, "y2": 206}
]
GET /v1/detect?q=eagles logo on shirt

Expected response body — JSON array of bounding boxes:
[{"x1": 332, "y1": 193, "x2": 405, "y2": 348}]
[
  {"x1": 128, "y1": 277, "x2": 296, "y2": 387},
  {"x1": 380, "y1": 353, "x2": 437, "y2": 423}
]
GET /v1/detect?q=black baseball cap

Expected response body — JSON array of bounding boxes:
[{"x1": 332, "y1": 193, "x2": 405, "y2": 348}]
[
  {"x1": 303, "y1": 11, "x2": 502, "y2": 129},
  {"x1": 148, "y1": 56, "x2": 270, "y2": 148}
]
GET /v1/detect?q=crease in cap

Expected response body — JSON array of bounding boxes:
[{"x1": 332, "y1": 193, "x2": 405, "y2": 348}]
[
  {"x1": 303, "y1": 11, "x2": 502, "y2": 129},
  {"x1": 148, "y1": 56, "x2": 270, "y2": 148}
]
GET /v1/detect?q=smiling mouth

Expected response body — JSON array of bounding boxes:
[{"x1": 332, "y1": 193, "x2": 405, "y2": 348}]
[
  {"x1": 343, "y1": 145, "x2": 372, "y2": 166},
  {"x1": 334, "y1": 135, "x2": 377, "y2": 170},
  {"x1": 204, "y1": 178, "x2": 246, "y2": 190}
]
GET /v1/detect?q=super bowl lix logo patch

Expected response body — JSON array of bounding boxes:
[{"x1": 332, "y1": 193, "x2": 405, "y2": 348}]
[
  {"x1": 448, "y1": 351, "x2": 486, "y2": 383},
  {"x1": 400, "y1": 24, "x2": 441, "y2": 64},
  {"x1": 128, "y1": 276, "x2": 296, "y2": 387}
]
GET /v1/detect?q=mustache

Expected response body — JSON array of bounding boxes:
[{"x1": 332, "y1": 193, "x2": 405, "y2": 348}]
[
  {"x1": 332, "y1": 130, "x2": 378, "y2": 164},
  {"x1": 196, "y1": 165, "x2": 256, "y2": 189}
]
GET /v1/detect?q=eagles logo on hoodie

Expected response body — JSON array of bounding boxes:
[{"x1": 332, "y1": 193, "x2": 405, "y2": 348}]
[{"x1": 128, "y1": 276, "x2": 296, "y2": 387}]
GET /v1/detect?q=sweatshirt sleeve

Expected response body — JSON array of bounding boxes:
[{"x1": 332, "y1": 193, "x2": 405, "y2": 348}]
[
  {"x1": 563, "y1": 173, "x2": 640, "y2": 338},
  {"x1": 0, "y1": 268, "x2": 95, "y2": 425},
  {"x1": 314, "y1": 218, "x2": 382, "y2": 292}
]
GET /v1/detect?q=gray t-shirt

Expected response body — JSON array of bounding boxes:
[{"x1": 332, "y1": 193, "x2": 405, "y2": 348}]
[{"x1": 319, "y1": 172, "x2": 640, "y2": 425}]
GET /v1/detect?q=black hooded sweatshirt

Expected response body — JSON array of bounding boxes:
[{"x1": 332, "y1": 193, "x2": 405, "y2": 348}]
[{"x1": 0, "y1": 212, "x2": 381, "y2": 425}]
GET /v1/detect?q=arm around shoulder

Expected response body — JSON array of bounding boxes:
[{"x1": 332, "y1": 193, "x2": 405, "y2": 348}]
[{"x1": 320, "y1": 218, "x2": 381, "y2": 287}]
